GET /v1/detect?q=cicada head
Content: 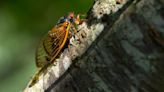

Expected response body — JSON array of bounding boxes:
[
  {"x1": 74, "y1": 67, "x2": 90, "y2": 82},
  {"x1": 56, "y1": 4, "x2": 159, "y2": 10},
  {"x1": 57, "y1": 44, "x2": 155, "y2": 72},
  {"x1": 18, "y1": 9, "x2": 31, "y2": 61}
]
[
  {"x1": 68, "y1": 12, "x2": 81, "y2": 25},
  {"x1": 57, "y1": 12, "x2": 81, "y2": 26}
]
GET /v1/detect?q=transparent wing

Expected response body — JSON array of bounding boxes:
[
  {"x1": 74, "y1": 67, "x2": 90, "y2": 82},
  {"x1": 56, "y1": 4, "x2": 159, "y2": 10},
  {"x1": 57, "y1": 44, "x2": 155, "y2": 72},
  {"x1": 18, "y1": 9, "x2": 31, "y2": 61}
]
[{"x1": 35, "y1": 25, "x2": 68, "y2": 68}]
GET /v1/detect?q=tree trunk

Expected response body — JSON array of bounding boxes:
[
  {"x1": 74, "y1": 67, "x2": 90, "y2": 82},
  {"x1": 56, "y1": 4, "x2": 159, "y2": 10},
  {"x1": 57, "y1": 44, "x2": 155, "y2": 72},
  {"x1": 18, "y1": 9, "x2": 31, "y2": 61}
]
[{"x1": 24, "y1": 0, "x2": 164, "y2": 92}]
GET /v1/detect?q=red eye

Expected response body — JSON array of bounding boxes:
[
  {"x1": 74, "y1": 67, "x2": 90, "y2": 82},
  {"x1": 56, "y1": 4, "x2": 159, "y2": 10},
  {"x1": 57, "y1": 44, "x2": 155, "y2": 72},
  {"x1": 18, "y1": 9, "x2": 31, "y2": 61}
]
[{"x1": 69, "y1": 12, "x2": 74, "y2": 18}]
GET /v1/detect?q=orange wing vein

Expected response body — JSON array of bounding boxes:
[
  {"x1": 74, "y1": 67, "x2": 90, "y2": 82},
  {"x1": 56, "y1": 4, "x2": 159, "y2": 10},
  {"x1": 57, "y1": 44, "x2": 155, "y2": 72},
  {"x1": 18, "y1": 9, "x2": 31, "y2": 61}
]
[{"x1": 35, "y1": 22, "x2": 70, "y2": 68}]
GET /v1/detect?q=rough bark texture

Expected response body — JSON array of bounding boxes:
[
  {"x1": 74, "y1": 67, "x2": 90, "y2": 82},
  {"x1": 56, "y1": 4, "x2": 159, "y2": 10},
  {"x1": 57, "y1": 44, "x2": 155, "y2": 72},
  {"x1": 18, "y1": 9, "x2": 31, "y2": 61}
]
[
  {"x1": 47, "y1": 0, "x2": 164, "y2": 92},
  {"x1": 24, "y1": 0, "x2": 164, "y2": 92}
]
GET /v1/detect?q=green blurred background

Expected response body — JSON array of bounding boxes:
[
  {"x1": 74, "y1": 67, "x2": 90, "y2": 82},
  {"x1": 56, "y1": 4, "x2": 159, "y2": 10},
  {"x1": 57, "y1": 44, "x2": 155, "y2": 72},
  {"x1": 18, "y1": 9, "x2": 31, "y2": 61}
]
[{"x1": 0, "y1": 0, "x2": 93, "y2": 92}]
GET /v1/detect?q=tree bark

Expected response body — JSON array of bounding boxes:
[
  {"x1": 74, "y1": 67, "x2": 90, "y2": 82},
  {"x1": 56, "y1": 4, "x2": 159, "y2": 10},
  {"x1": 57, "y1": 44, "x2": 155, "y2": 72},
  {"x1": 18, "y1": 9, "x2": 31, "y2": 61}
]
[{"x1": 24, "y1": 0, "x2": 164, "y2": 92}]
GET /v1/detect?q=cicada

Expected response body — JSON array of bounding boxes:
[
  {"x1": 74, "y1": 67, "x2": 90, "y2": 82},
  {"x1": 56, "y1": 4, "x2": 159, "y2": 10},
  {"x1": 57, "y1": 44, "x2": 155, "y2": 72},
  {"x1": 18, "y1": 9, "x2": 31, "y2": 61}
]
[
  {"x1": 36, "y1": 12, "x2": 81, "y2": 68},
  {"x1": 29, "y1": 12, "x2": 82, "y2": 87}
]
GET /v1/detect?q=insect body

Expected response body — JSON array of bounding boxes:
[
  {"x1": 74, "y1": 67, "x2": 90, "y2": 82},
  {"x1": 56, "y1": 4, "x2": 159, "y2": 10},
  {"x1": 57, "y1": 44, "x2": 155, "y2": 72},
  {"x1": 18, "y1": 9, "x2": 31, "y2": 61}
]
[
  {"x1": 29, "y1": 13, "x2": 82, "y2": 87},
  {"x1": 35, "y1": 13, "x2": 80, "y2": 68}
]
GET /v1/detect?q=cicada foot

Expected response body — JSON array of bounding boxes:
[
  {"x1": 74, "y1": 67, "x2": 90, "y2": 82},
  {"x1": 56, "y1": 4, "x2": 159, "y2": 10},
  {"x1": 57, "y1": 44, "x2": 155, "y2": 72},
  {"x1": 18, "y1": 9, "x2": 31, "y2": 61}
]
[{"x1": 75, "y1": 14, "x2": 86, "y2": 25}]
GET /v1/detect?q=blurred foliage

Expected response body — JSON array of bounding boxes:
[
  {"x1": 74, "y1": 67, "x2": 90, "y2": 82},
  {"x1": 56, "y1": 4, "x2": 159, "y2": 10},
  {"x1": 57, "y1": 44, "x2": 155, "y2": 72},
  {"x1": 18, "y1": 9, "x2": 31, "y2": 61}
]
[{"x1": 0, "y1": 0, "x2": 93, "y2": 92}]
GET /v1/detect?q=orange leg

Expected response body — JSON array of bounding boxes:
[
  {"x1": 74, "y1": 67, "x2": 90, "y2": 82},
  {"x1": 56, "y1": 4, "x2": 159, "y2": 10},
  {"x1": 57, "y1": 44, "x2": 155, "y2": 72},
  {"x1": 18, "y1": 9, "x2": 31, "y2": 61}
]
[
  {"x1": 75, "y1": 14, "x2": 86, "y2": 25},
  {"x1": 71, "y1": 24, "x2": 81, "y2": 44}
]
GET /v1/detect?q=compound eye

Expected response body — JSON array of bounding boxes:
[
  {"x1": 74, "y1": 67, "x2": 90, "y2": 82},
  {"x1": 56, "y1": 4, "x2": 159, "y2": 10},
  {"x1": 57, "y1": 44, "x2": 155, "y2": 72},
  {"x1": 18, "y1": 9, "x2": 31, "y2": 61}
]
[{"x1": 69, "y1": 12, "x2": 74, "y2": 18}]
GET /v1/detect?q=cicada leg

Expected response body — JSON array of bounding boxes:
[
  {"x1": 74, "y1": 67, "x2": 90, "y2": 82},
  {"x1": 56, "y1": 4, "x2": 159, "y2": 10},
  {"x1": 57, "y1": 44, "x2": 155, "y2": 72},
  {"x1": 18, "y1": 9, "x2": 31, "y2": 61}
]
[
  {"x1": 71, "y1": 24, "x2": 81, "y2": 44},
  {"x1": 75, "y1": 14, "x2": 86, "y2": 25}
]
